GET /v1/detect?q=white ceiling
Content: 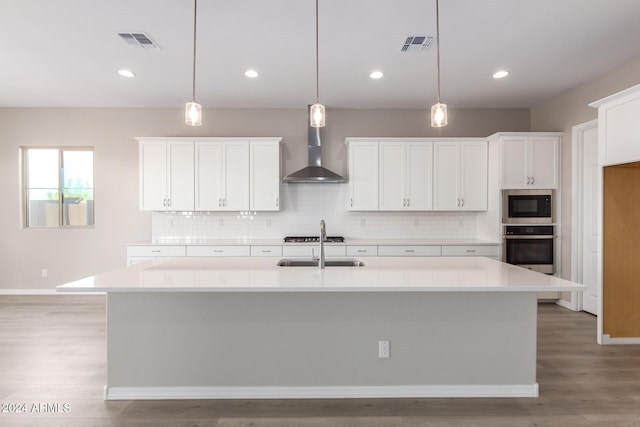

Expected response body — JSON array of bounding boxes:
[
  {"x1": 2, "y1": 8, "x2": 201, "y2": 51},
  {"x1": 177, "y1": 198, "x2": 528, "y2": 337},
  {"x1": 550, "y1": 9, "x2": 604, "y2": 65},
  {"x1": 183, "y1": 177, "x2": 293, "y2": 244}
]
[{"x1": 2, "y1": 0, "x2": 640, "y2": 109}]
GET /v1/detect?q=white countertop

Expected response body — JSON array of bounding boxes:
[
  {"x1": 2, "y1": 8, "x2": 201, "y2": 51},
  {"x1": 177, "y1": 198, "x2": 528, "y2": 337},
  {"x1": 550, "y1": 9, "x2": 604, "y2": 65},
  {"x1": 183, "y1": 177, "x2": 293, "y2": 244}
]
[
  {"x1": 128, "y1": 238, "x2": 501, "y2": 246},
  {"x1": 58, "y1": 256, "x2": 583, "y2": 293}
]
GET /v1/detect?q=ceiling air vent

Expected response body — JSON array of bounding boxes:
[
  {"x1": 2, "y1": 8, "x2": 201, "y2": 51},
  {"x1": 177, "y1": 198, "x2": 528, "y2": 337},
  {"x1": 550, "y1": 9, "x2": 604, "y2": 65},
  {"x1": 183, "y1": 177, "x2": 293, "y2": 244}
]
[
  {"x1": 400, "y1": 36, "x2": 434, "y2": 53},
  {"x1": 118, "y1": 33, "x2": 160, "y2": 49}
]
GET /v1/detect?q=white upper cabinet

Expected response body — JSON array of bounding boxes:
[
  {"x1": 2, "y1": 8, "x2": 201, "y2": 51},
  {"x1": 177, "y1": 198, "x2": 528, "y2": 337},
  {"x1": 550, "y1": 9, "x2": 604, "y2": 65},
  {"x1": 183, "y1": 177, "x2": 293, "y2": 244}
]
[
  {"x1": 195, "y1": 140, "x2": 250, "y2": 211},
  {"x1": 499, "y1": 134, "x2": 560, "y2": 189},
  {"x1": 138, "y1": 138, "x2": 194, "y2": 211},
  {"x1": 250, "y1": 141, "x2": 281, "y2": 211},
  {"x1": 347, "y1": 140, "x2": 379, "y2": 210},
  {"x1": 433, "y1": 140, "x2": 487, "y2": 211},
  {"x1": 379, "y1": 141, "x2": 433, "y2": 211},
  {"x1": 139, "y1": 137, "x2": 281, "y2": 212}
]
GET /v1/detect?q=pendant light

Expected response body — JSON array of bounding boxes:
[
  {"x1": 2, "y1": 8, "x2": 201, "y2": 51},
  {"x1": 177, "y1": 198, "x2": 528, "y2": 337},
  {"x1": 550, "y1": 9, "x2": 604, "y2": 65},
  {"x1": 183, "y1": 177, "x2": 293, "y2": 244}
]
[
  {"x1": 310, "y1": 0, "x2": 325, "y2": 127},
  {"x1": 431, "y1": 0, "x2": 447, "y2": 127},
  {"x1": 185, "y1": 0, "x2": 202, "y2": 126}
]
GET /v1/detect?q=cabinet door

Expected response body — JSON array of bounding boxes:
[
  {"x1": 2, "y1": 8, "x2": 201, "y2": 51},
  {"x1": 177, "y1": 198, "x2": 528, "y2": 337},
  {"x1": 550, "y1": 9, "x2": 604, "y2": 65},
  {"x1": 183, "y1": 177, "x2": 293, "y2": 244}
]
[
  {"x1": 378, "y1": 142, "x2": 405, "y2": 211},
  {"x1": 195, "y1": 141, "x2": 224, "y2": 211},
  {"x1": 433, "y1": 142, "x2": 460, "y2": 210},
  {"x1": 501, "y1": 137, "x2": 528, "y2": 188},
  {"x1": 529, "y1": 137, "x2": 559, "y2": 189},
  {"x1": 459, "y1": 142, "x2": 487, "y2": 211},
  {"x1": 223, "y1": 141, "x2": 250, "y2": 211},
  {"x1": 166, "y1": 141, "x2": 194, "y2": 210},
  {"x1": 348, "y1": 141, "x2": 379, "y2": 210},
  {"x1": 250, "y1": 141, "x2": 280, "y2": 211},
  {"x1": 405, "y1": 142, "x2": 433, "y2": 210},
  {"x1": 139, "y1": 140, "x2": 168, "y2": 211}
]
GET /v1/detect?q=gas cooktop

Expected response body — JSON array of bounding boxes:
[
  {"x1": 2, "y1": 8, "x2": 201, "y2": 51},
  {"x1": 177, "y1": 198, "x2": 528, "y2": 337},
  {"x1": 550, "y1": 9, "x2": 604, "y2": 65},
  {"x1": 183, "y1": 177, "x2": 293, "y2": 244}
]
[{"x1": 283, "y1": 236, "x2": 345, "y2": 243}]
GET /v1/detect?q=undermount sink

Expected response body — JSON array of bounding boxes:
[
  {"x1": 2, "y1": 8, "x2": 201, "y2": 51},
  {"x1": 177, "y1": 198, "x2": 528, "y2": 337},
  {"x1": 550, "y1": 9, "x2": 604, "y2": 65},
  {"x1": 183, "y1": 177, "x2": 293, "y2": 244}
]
[{"x1": 277, "y1": 258, "x2": 366, "y2": 267}]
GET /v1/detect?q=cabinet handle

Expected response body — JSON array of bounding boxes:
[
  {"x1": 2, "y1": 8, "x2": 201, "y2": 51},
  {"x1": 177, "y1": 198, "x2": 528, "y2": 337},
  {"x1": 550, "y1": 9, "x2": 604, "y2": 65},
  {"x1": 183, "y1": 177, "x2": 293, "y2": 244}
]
[
  {"x1": 166, "y1": 198, "x2": 171, "y2": 207},
  {"x1": 405, "y1": 249, "x2": 415, "y2": 253},
  {"x1": 218, "y1": 198, "x2": 222, "y2": 207},
  {"x1": 457, "y1": 198, "x2": 460, "y2": 207},
  {"x1": 261, "y1": 250, "x2": 272, "y2": 253},
  {"x1": 213, "y1": 250, "x2": 223, "y2": 253},
  {"x1": 407, "y1": 198, "x2": 410, "y2": 207},
  {"x1": 350, "y1": 198, "x2": 353, "y2": 207},
  {"x1": 461, "y1": 198, "x2": 464, "y2": 207},
  {"x1": 151, "y1": 250, "x2": 161, "y2": 253},
  {"x1": 531, "y1": 176, "x2": 534, "y2": 185},
  {"x1": 275, "y1": 198, "x2": 279, "y2": 208},
  {"x1": 223, "y1": 198, "x2": 227, "y2": 207},
  {"x1": 357, "y1": 249, "x2": 367, "y2": 253},
  {"x1": 466, "y1": 249, "x2": 476, "y2": 253}
]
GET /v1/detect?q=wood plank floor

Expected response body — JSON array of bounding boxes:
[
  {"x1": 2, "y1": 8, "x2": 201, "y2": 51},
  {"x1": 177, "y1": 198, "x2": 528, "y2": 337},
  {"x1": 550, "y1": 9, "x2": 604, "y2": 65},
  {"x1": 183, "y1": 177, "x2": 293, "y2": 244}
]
[{"x1": 1, "y1": 296, "x2": 639, "y2": 426}]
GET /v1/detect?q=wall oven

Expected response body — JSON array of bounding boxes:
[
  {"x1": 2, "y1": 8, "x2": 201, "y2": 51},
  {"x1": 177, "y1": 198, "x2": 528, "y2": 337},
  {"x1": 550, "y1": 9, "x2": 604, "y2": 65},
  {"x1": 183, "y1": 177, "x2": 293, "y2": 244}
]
[
  {"x1": 503, "y1": 225, "x2": 555, "y2": 274},
  {"x1": 503, "y1": 189, "x2": 554, "y2": 224}
]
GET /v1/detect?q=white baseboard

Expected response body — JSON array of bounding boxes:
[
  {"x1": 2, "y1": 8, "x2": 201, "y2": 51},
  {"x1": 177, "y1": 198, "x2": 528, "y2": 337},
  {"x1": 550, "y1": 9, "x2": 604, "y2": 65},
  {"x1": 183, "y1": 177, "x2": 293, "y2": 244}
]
[
  {"x1": 0, "y1": 289, "x2": 104, "y2": 296},
  {"x1": 105, "y1": 384, "x2": 539, "y2": 400},
  {"x1": 555, "y1": 298, "x2": 578, "y2": 312},
  {"x1": 602, "y1": 334, "x2": 640, "y2": 345}
]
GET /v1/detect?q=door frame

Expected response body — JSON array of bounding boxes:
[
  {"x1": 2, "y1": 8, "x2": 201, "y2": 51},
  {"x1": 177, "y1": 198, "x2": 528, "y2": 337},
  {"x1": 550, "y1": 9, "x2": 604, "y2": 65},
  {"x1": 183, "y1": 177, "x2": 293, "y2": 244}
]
[{"x1": 570, "y1": 119, "x2": 598, "y2": 312}]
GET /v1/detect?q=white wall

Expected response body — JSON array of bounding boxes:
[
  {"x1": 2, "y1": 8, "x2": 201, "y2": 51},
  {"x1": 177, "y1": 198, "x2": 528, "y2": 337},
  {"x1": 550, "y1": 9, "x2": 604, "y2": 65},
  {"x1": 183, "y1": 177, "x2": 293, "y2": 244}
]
[
  {"x1": 0, "y1": 107, "x2": 529, "y2": 290},
  {"x1": 530, "y1": 55, "x2": 640, "y2": 304}
]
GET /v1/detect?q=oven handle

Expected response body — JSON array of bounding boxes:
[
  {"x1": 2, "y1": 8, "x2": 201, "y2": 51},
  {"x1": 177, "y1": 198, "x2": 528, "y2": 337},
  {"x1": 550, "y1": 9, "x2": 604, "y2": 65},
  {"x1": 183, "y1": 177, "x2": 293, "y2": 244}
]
[{"x1": 503, "y1": 235, "x2": 554, "y2": 239}]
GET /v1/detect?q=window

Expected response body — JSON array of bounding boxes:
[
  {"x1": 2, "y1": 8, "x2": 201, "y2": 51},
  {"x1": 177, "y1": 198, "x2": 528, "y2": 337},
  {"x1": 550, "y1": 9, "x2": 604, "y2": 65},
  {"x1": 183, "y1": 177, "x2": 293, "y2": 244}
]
[{"x1": 22, "y1": 147, "x2": 94, "y2": 228}]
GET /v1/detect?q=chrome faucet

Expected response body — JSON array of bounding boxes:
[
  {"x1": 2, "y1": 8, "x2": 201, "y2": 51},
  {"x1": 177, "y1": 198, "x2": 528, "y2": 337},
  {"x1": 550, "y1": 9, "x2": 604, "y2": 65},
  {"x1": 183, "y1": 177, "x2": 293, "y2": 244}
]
[{"x1": 319, "y1": 219, "x2": 326, "y2": 269}]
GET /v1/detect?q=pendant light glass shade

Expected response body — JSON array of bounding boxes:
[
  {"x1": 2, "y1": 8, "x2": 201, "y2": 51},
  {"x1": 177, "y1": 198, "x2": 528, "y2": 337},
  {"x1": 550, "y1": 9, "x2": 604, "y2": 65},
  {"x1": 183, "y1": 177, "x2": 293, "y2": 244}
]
[
  {"x1": 310, "y1": 0, "x2": 326, "y2": 128},
  {"x1": 310, "y1": 103, "x2": 325, "y2": 128},
  {"x1": 185, "y1": 101, "x2": 202, "y2": 126},
  {"x1": 431, "y1": 102, "x2": 447, "y2": 127},
  {"x1": 430, "y1": 0, "x2": 448, "y2": 128},
  {"x1": 186, "y1": 0, "x2": 201, "y2": 126}
]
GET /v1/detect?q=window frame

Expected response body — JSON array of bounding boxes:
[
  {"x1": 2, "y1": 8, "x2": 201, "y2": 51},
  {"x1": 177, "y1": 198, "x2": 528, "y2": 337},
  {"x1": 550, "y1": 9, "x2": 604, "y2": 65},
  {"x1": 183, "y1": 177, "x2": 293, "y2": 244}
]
[{"x1": 21, "y1": 146, "x2": 95, "y2": 229}]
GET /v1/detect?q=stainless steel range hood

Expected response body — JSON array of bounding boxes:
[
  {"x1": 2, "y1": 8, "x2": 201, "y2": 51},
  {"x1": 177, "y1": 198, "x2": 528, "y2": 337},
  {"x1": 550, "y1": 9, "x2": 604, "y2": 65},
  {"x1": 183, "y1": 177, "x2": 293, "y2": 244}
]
[{"x1": 283, "y1": 106, "x2": 345, "y2": 183}]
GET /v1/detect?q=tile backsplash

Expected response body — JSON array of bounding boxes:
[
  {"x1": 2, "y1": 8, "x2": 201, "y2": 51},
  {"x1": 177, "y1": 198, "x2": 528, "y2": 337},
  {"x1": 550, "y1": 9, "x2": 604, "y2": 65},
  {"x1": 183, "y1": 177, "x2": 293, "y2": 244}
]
[{"x1": 152, "y1": 184, "x2": 477, "y2": 240}]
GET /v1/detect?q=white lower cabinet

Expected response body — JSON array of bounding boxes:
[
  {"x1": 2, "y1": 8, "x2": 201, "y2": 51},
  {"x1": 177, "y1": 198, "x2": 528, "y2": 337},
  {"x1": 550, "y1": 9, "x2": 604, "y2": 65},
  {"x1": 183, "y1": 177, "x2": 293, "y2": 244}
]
[
  {"x1": 126, "y1": 245, "x2": 187, "y2": 265},
  {"x1": 441, "y1": 245, "x2": 499, "y2": 257},
  {"x1": 250, "y1": 246, "x2": 283, "y2": 257},
  {"x1": 377, "y1": 246, "x2": 442, "y2": 257},
  {"x1": 346, "y1": 246, "x2": 378, "y2": 257},
  {"x1": 186, "y1": 246, "x2": 251, "y2": 257}
]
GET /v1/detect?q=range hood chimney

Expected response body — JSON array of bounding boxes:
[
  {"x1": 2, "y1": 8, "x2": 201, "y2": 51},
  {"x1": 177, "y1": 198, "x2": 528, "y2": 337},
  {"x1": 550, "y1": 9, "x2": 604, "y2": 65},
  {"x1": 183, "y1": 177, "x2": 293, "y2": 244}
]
[{"x1": 283, "y1": 106, "x2": 345, "y2": 183}]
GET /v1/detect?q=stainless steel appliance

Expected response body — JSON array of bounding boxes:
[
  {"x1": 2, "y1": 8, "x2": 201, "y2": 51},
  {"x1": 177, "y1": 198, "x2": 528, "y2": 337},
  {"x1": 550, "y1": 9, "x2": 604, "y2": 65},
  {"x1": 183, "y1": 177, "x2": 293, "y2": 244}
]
[
  {"x1": 503, "y1": 225, "x2": 555, "y2": 274},
  {"x1": 503, "y1": 189, "x2": 554, "y2": 224}
]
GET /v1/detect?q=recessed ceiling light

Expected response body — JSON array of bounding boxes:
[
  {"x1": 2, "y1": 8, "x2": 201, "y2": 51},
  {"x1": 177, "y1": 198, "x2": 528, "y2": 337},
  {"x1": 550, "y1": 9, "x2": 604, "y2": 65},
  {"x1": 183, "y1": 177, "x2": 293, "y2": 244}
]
[
  {"x1": 118, "y1": 69, "x2": 135, "y2": 78},
  {"x1": 370, "y1": 71, "x2": 384, "y2": 79},
  {"x1": 493, "y1": 70, "x2": 509, "y2": 79},
  {"x1": 244, "y1": 69, "x2": 259, "y2": 78}
]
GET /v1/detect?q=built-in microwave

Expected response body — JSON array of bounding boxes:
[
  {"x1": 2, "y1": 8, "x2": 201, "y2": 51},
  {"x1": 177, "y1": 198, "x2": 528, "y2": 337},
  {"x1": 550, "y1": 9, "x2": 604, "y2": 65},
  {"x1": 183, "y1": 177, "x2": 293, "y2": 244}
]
[{"x1": 503, "y1": 189, "x2": 554, "y2": 224}]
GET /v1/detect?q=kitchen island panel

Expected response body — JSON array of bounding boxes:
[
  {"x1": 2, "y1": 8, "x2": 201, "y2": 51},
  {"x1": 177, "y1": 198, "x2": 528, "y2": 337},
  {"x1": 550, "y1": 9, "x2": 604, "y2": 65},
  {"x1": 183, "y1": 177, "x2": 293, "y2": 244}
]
[{"x1": 106, "y1": 291, "x2": 537, "y2": 399}]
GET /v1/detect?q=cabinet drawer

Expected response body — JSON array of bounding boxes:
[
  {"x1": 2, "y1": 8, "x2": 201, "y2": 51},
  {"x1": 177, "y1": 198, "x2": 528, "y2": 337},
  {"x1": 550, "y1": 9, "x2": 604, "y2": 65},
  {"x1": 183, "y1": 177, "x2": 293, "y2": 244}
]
[
  {"x1": 282, "y1": 245, "x2": 347, "y2": 257},
  {"x1": 346, "y1": 246, "x2": 378, "y2": 257},
  {"x1": 126, "y1": 245, "x2": 186, "y2": 257},
  {"x1": 377, "y1": 245, "x2": 441, "y2": 257},
  {"x1": 250, "y1": 246, "x2": 283, "y2": 257},
  {"x1": 441, "y1": 245, "x2": 499, "y2": 257},
  {"x1": 186, "y1": 246, "x2": 251, "y2": 257}
]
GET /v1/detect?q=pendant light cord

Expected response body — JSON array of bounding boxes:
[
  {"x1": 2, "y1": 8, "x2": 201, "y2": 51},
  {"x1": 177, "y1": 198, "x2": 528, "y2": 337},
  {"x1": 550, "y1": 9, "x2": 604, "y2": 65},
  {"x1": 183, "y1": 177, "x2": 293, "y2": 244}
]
[
  {"x1": 192, "y1": 0, "x2": 198, "y2": 102},
  {"x1": 315, "y1": 0, "x2": 320, "y2": 103},
  {"x1": 435, "y1": 0, "x2": 441, "y2": 104}
]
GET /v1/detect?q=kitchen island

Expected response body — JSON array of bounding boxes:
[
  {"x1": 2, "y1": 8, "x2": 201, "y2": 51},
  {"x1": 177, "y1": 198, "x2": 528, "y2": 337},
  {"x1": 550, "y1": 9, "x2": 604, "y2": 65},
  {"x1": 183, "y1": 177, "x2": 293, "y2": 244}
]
[{"x1": 58, "y1": 256, "x2": 584, "y2": 400}]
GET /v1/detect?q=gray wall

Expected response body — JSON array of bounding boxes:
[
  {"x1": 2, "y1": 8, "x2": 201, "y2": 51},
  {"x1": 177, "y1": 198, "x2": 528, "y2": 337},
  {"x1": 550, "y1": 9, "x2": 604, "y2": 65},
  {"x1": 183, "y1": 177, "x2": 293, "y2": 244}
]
[
  {"x1": 0, "y1": 107, "x2": 529, "y2": 289},
  {"x1": 530, "y1": 56, "x2": 640, "y2": 301}
]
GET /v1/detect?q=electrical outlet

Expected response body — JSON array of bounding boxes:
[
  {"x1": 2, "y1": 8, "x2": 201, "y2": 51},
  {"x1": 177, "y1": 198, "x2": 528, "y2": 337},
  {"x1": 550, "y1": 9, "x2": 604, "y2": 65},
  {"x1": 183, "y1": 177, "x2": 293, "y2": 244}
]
[
  {"x1": 378, "y1": 340, "x2": 390, "y2": 359},
  {"x1": 41, "y1": 269, "x2": 48, "y2": 278}
]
